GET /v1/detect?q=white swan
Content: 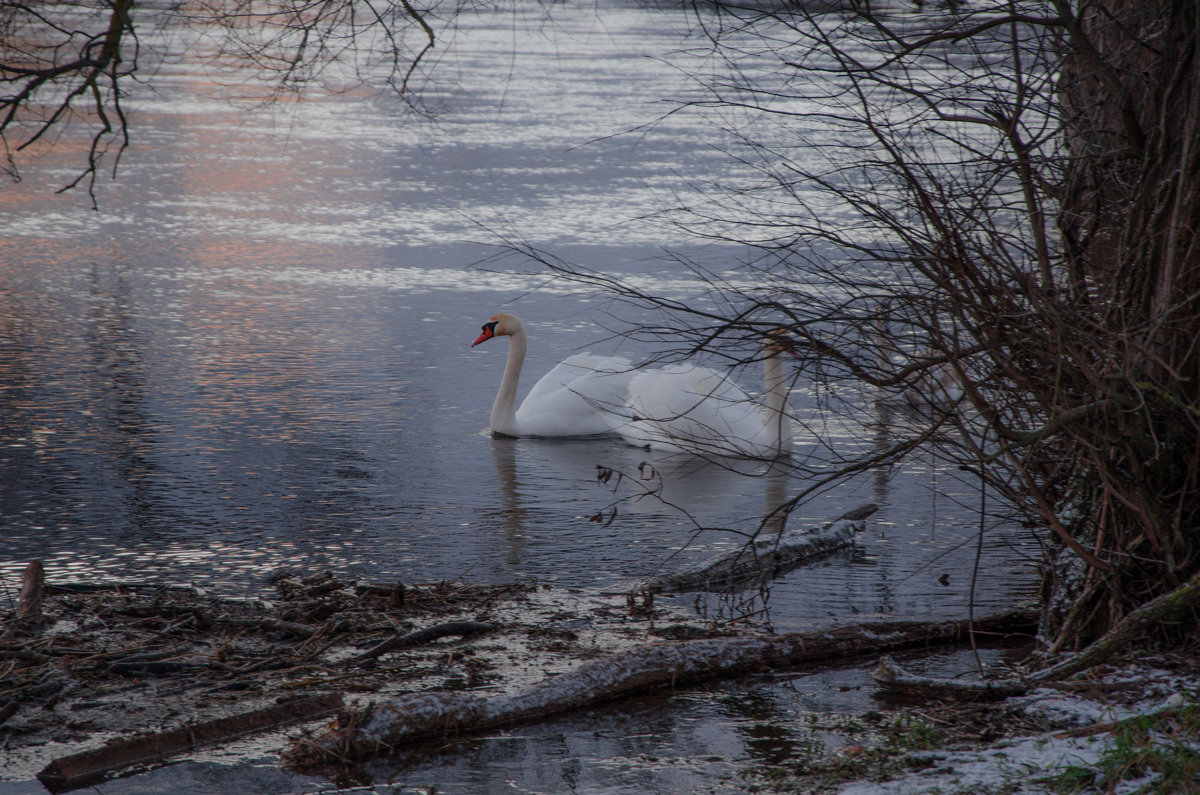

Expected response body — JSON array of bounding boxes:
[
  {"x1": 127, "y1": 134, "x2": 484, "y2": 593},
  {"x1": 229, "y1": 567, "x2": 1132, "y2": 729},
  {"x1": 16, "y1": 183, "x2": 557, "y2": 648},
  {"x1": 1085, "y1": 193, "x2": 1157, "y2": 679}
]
[
  {"x1": 618, "y1": 332, "x2": 794, "y2": 459},
  {"x1": 471, "y1": 313, "x2": 633, "y2": 437},
  {"x1": 471, "y1": 313, "x2": 794, "y2": 458}
]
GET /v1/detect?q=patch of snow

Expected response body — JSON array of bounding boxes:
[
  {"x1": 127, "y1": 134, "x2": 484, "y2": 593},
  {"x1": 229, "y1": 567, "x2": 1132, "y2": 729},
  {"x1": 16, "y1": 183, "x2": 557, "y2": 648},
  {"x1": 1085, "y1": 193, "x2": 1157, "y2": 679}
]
[
  {"x1": 1016, "y1": 688, "x2": 1117, "y2": 728},
  {"x1": 838, "y1": 660, "x2": 1200, "y2": 795},
  {"x1": 838, "y1": 733, "x2": 1106, "y2": 795}
]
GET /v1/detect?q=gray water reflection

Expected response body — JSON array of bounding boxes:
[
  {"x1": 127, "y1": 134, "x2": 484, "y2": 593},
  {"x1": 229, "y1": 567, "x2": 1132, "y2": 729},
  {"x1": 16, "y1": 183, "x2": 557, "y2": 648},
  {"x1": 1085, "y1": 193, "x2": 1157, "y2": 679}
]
[{"x1": 0, "y1": 1, "x2": 1038, "y2": 791}]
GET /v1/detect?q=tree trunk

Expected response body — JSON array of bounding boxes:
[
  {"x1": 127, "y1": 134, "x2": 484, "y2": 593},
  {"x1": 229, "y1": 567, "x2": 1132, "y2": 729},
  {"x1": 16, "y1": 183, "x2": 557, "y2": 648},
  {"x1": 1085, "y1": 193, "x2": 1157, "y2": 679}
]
[{"x1": 1046, "y1": 0, "x2": 1200, "y2": 648}]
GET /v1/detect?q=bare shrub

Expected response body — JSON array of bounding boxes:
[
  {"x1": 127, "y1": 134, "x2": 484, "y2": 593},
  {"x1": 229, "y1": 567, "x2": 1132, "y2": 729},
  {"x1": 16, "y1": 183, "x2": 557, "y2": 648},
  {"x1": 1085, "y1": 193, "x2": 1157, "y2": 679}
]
[{"x1": 530, "y1": 0, "x2": 1199, "y2": 649}]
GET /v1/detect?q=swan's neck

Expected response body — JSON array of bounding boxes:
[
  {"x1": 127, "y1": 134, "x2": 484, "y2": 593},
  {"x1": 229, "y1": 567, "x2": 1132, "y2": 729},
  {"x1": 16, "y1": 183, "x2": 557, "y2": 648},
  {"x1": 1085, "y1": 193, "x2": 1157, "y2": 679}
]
[
  {"x1": 491, "y1": 326, "x2": 526, "y2": 436},
  {"x1": 763, "y1": 350, "x2": 790, "y2": 456}
]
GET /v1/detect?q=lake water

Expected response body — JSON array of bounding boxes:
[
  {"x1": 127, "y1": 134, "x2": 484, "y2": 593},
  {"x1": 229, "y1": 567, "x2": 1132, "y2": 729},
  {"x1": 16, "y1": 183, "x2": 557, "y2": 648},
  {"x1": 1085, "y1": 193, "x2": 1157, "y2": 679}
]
[{"x1": 0, "y1": 1, "x2": 1039, "y2": 791}]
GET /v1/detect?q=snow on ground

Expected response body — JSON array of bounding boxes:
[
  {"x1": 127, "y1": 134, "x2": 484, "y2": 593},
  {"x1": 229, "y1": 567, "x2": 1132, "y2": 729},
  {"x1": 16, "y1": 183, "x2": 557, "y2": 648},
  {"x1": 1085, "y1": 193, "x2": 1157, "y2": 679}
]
[
  {"x1": 839, "y1": 733, "x2": 1108, "y2": 795},
  {"x1": 839, "y1": 661, "x2": 1198, "y2": 795}
]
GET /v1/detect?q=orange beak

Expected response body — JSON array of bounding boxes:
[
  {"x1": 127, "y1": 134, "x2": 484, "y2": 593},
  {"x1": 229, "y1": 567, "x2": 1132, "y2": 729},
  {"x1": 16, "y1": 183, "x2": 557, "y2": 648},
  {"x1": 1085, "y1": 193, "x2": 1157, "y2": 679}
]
[{"x1": 471, "y1": 322, "x2": 497, "y2": 347}]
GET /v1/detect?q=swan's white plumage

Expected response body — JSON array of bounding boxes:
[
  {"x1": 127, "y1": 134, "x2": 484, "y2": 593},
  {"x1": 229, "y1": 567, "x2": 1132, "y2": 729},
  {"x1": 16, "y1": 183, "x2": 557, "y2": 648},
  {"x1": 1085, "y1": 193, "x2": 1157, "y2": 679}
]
[
  {"x1": 472, "y1": 312, "x2": 793, "y2": 458},
  {"x1": 514, "y1": 352, "x2": 633, "y2": 437},
  {"x1": 473, "y1": 313, "x2": 633, "y2": 438},
  {"x1": 618, "y1": 363, "x2": 790, "y2": 458}
]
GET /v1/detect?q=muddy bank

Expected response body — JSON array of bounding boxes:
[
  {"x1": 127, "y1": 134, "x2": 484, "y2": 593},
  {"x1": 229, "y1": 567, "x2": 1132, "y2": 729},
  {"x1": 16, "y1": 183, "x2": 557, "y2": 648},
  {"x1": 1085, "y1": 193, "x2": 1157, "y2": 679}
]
[
  {"x1": 740, "y1": 650, "x2": 1200, "y2": 794},
  {"x1": 1, "y1": 557, "x2": 1041, "y2": 792},
  {"x1": 1, "y1": 567, "x2": 750, "y2": 790},
  {"x1": 10, "y1": 557, "x2": 1187, "y2": 795}
]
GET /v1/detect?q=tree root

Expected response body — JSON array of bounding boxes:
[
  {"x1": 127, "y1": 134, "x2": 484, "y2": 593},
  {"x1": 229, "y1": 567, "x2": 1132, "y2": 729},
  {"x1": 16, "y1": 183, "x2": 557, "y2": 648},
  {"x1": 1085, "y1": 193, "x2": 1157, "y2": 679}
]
[
  {"x1": 1033, "y1": 568, "x2": 1200, "y2": 681},
  {"x1": 873, "y1": 569, "x2": 1200, "y2": 701}
]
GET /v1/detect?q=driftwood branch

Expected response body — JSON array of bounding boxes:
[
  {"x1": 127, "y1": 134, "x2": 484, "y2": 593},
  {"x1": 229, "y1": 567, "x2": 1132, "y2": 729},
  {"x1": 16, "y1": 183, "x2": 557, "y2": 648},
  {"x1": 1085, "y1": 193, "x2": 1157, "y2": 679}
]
[
  {"x1": 631, "y1": 504, "x2": 876, "y2": 594},
  {"x1": 38, "y1": 693, "x2": 343, "y2": 792},
  {"x1": 872, "y1": 655, "x2": 1029, "y2": 701},
  {"x1": 286, "y1": 608, "x2": 1035, "y2": 767}
]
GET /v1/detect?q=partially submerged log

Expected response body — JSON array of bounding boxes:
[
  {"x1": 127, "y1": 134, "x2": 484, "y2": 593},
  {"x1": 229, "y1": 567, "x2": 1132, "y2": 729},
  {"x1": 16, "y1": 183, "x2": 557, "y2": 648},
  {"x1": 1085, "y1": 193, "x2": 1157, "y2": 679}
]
[
  {"x1": 631, "y1": 503, "x2": 877, "y2": 594},
  {"x1": 37, "y1": 692, "x2": 343, "y2": 793},
  {"x1": 285, "y1": 607, "x2": 1035, "y2": 767}
]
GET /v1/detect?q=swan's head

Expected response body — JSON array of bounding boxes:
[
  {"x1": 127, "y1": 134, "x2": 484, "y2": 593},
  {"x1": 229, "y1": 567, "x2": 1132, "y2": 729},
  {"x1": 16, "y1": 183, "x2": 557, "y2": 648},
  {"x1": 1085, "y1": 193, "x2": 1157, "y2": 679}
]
[
  {"x1": 471, "y1": 313, "x2": 524, "y2": 347},
  {"x1": 762, "y1": 327, "x2": 799, "y2": 357}
]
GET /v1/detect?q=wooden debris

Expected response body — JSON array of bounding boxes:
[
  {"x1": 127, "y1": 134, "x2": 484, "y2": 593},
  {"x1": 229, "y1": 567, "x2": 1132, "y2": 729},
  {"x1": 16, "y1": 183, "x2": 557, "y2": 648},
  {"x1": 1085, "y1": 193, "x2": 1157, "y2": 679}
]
[
  {"x1": 0, "y1": 571, "x2": 543, "y2": 783},
  {"x1": 631, "y1": 504, "x2": 877, "y2": 593},
  {"x1": 222, "y1": 617, "x2": 321, "y2": 638},
  {"x1": 37, "y1": 693, "x2": 343, "y2": 792},
  {"x1": 16, "y1": 561, "x2": 45, "y2": 624},
  {"x1": 872, "y1": 655, "x2": 1029, "y2": 701},
  {"x1": 357, "y1": 621, "x2": 497, "y2": 664},
  {"x1": 285, "y1": 608, "x2": 1036, "y2": 766}
]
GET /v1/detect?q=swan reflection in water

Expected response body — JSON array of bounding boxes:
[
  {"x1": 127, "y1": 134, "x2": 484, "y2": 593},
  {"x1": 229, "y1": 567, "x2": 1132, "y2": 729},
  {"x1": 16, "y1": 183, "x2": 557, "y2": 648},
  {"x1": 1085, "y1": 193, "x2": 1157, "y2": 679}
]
[{"x1": 481, "y1": 432, "x2": 799, "y2": 580}]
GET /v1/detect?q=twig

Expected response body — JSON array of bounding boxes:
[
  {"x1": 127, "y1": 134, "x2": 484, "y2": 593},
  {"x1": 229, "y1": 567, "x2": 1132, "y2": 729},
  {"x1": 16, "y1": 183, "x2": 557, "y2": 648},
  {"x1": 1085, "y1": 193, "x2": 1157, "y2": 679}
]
[{"x1": 357, "y1": 621, "x2": 497, "y2": 665}]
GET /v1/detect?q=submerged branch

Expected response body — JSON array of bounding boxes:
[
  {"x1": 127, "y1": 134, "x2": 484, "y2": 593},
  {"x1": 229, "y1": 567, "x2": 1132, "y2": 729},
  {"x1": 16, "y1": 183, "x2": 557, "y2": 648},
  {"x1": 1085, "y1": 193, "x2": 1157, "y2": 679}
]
[{"x1": 629, "y1": 504, "x2": 876, "y2": 594}]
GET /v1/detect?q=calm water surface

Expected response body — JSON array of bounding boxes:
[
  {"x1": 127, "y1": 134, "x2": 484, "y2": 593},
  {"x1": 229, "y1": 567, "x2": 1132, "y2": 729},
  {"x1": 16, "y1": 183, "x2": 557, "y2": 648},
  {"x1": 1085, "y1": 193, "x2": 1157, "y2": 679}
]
[{"x1": 0, "y1": 2, "x2": 1037, "y2": 791}]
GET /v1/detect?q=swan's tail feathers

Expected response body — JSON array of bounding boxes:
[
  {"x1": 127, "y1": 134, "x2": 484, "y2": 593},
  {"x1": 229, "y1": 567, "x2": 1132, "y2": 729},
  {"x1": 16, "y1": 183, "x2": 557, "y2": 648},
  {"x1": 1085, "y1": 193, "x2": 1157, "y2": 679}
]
[{"x1": 617, "y1": 364, "x2": 789, "y2": 460}]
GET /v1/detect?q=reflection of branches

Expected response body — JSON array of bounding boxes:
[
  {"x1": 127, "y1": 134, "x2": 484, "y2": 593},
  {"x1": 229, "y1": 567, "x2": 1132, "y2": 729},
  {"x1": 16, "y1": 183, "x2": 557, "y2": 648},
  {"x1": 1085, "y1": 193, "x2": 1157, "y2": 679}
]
[
  {"x1": 592, "y1": 459, "x2": 780, "y2": 628},
  {"x1": 591, "y1": 462, "x2": 736, "y2": 566}
]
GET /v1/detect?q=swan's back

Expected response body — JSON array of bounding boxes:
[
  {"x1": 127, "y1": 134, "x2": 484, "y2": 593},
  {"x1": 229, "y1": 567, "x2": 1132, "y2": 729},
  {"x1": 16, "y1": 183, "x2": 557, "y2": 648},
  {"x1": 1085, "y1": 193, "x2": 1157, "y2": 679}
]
[
  {"x1": 620, "y1": 364, "x2": 782, "y2": 458},
  {"x1": 515, "y1": 353, "x2": 633, "y2": 437}
]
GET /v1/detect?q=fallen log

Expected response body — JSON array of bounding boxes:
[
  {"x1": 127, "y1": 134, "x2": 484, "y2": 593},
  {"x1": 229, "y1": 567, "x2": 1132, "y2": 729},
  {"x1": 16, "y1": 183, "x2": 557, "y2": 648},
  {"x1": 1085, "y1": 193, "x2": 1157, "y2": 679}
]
[
  {"x1": 872, "y1": 655, "x2": 1029, "y2": 701},
  {"x1": 37, "y1": 692, "x2": 343, "y2": 793},
  {"x1": 629, "y1": 504, "x2": 876, "y2": 594},
  {"x1": 285, "y1": 608, "x2": 1035, "y2": 767}
]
